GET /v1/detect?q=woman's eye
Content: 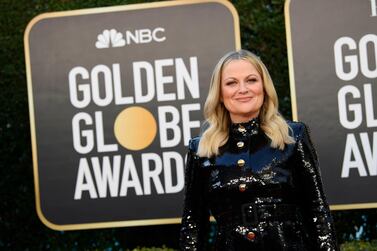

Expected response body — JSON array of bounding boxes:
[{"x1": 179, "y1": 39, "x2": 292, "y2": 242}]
[
  {"x1": 247, "y1": 78, "x2": 257, "y2": 83},
  {"x1": 226, "y1": 81, "x2": 236, "y2": 86}
]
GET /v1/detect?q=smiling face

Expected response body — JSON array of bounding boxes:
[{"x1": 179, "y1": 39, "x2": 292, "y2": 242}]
[{"x1": 221, "y1": 59, "x2": 264, "y2": 123}]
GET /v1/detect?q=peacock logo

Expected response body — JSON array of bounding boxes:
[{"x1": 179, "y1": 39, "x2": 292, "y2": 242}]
[{"x1": 95, "y1": 29, "x2": 126, "y2": 49}]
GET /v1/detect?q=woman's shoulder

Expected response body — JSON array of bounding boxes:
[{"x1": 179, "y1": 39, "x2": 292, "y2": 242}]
[
  {"x1": 286, "y1": 120, "x2": 308, "y2": 139},
  {"x1": 188, "y1": 136, "x2": 201, "y2": 153}
]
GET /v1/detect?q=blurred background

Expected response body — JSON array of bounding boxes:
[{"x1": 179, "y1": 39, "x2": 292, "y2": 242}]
[{"x1": 1, "y1": 0, "x2": 376, "y2": 250}]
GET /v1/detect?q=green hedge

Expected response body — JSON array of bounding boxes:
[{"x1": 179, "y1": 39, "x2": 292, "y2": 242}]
[{"x1": 341, "y1": 240, "x2": 377, "y2": 251}]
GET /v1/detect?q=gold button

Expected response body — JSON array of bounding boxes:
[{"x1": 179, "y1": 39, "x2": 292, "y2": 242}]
[
  {"x1": 237, "y1": 141, "x2": 244, "y2": 148},
  {"x1": 239, "y1": 183, "x2": 246, "y2": 192},
  {"x1": 237, "y1": 159, "x2": 245, "y2": 167},
  {"x1": 238, "y1": 125, "x2": 246, "y2": 133},
  {"x1": 247, "y1": 231, "x2": 256, "y2": 240}
]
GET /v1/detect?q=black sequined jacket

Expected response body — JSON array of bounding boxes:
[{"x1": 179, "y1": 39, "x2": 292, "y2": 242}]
[{"x1": 179, "y1": 119, "x2": 339, "y2": 251}]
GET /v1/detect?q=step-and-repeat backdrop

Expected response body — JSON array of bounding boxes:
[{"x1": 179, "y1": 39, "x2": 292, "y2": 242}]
[
  {"x1": 286, "y1": 0, "x2": 377, "y2": 209},
  {"x1": 24, "y1": 0, "x2": 240, "y2": 230}
]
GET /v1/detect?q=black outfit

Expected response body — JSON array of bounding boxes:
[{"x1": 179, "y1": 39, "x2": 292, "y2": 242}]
[{"x1": 179, "y1": 118, "x2": 339, "y2": 251}]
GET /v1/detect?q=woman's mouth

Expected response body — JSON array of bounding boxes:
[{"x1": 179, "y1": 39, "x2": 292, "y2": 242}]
[{"x1": 235, "y1": 97, "x2": 253, "y2": 102}]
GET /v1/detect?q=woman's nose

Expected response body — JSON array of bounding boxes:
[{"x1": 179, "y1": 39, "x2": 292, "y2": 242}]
[{"x1": 238, "y1": 82, "x2": 248, "y2": 93}]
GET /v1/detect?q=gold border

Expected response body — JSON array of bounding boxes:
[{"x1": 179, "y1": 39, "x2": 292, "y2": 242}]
[
  {"x1": 24, "y1": 0, "x2": 240, "y2": 231},
  {"x1": 284, "y1": 0, "x2": 298, "y2": 122},
  {"x1": 284, "y1": 0, "x2": 377, "y2": 211},
  {"x1": 330, "y1": 203, "x2": 377, "y2": 211}
]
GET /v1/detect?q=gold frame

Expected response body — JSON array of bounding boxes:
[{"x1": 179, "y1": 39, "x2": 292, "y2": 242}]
[
  {"x1": 24, "y1": 0, "x2": 241, "y2": 231},
  {"x1": 284, "y1": 0, "x2": 377, "y2": 211}
]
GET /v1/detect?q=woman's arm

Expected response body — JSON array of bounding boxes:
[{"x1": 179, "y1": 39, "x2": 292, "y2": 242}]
[
  {"x1": 294, "y1": 123, "x2": 339, "y2": 251},
  {"x1": 179, "y1": 139, "x2": 210, "y2": 251}
]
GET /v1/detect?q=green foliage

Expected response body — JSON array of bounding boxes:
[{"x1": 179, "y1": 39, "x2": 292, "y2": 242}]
[
  {"x1": 341, "y1": 240, "x2": 377, "y2": 251},
  {"x1": 333, "y1": 209, "x2": 377, "y2": 243}
]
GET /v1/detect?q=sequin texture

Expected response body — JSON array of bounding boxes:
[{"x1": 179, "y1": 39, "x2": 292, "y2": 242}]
[{"x1": 179, "y1": 119, "x2": 339, "y2": 250}]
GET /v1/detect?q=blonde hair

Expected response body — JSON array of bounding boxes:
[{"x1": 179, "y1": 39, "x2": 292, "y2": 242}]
[{"x1": 197, "y1": 50, "x2": 295, "y2": 157}]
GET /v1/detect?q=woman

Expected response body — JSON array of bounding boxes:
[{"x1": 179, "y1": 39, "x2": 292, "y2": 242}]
[{"x1": 179, "y1": 50, "x2": 339, "y2": 250}]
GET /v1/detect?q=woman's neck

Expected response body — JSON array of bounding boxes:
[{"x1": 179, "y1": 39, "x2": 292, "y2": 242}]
[{"x1": 229, "y1": 113, "x2": 259, "y2": 124}]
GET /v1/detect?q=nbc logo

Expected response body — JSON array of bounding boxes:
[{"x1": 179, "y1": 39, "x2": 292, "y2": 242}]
[
  {"x1": 95, "y1": 29, "x2": 126, "y2": 48},
  {"x1": 95, "y1": 27, "x2": 166, "y2": 49}
]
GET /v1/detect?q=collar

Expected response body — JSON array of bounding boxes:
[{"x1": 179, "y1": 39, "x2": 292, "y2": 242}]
[{"x1": 229, "y1": 117, "x2": 260, "y2": 137}]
